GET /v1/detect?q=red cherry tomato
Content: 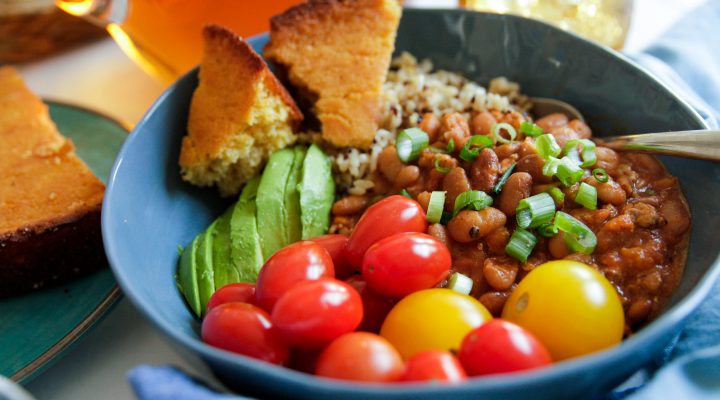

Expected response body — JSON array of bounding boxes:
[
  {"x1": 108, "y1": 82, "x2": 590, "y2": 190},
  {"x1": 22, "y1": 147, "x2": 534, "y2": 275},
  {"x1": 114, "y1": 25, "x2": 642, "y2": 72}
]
[
  {"x1": 400, "y1": 350, "x2": 467, "y2": 383},
  {"x1": 315, "y1": 332, "x2": 404, "y2": 382},
  {"x1": 201, "y1": 303, "x2": 288, "y2": 365},
  {"x1": 345, "y1": 195, "x2": 427, "y2": 270},
  {"x1": 271, "y1": 278, "x2": 363, "y2": 349},
  {"x1": 310, "y1": 234, "x2": 354, "y2": 279},
  {"x1": 206, "y1": 282, "x2": 256, "y2": 313},
  {"x1": 255, "y1": 241, "x2": 334, "y2": 312},
  {"x1": 345, "y1": 275, "x2": 396, "y2": 333},
  {"x1": 458, "y1": 319, "x2": 552, "y2": 376},
  {"x1": 362, "y1": 233, "x2": 451, "y2": 297}
]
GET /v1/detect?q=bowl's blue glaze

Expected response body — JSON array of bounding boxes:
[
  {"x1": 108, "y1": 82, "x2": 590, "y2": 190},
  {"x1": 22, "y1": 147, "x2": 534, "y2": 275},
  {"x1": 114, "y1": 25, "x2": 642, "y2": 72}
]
[{"x1": 103, "y1": 9, "x2": 720, "y2": 400}]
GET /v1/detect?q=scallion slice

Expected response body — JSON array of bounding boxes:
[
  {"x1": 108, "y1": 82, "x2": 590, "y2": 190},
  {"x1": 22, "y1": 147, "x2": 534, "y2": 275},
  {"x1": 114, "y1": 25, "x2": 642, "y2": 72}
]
[
  {"x1": 453, "y1": 190, "x2": 493, "y2": 216},
  {"x1": 400, "y1": 189, "x2": 412, "y2": 199},
  {"x1": 505, "y1": 228, "x2": 537, "y2": 262},
  {"x1": 515, "y1": 192, "x2": 556, "y2": 229},
  {"x1": 575, "y1": 182, "x2": 597, "y2": 210},
  {"x1": 555, "y1": 157, "x2": 584, "y2": 186},
  {"x1": 520, "y1": 121, "x2": 544, "y2": 137},
  {"x1": 459, "y1": 135, "x2": 493, "y2": 162},
  {"x1": 592, "y1": 168, "x2": 609, "y2": 183},
  {"x1": 547, "y1": 186, "x2": 565, "y2": 205},
  {"x1": 542, "y1": 156, "x2": 561, "y2": 177},
  {"x1": 563, "y1": 139, "x2": 597, "y2": 168},
  {"x1": 536, "y1": 134, "x2": 561, "y2": 159},
  {"x1": 427, "y1": 191, "x2": 446, "y2": 223},
  {"x1": 492, "y1": 123, "x2": 517, "y2": 144},
  {"x1": 537, "y1": 222, "x2": 559, "y2": 238},
  {"x1": 554, "y1": 211, "x2": 597, "y2": 254},
  {"x1": 434, "y1": 157, "x2": 450, "y2": 173},
  {"x1": 448, "y1": 272, "x2": 473, "y2": 295},
  {"x1": 492, "y1": 163, "x2": 517, "y2": 194},
  {"x1": 446, "y1": 139, "x2": 456, "y2": 154},
  {"x1": 396, "y1": 128, "x2": 429, "y2": 163}
]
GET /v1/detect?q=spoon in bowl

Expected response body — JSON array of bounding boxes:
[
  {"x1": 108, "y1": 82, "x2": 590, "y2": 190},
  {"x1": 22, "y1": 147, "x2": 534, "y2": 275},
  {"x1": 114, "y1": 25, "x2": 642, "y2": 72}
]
[{"x1": 531, "y1": 97, "x2": 720, "y2": 161}]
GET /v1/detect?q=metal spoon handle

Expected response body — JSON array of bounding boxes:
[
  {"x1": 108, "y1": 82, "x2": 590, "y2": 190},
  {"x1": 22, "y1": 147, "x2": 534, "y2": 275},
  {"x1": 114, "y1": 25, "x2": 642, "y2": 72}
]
[{"x1": 598, "y1": 130, "x2": 720, "y2": 161}]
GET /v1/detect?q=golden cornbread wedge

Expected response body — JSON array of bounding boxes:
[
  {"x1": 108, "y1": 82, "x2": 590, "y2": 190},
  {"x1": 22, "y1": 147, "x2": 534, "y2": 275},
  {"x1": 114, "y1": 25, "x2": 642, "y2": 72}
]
[
  {"x1": 264, "y1": 0, "x2": 402, "y2": 148},
  {"x1": 179, "y1": 24, "x2": 303, "y2": 197}
]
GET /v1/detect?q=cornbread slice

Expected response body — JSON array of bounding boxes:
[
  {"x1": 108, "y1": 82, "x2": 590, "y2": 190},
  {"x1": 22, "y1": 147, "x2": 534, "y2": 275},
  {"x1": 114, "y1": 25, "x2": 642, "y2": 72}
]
[
  {"x1": 264, "y1": 0, "x2": 402, "y2": 148},
  {"x1": 179, "y1": 24, "x2": 303, "y2": 197},
  {"x1": 0, "y1": 67, "x2": 106, "y2": 296}
]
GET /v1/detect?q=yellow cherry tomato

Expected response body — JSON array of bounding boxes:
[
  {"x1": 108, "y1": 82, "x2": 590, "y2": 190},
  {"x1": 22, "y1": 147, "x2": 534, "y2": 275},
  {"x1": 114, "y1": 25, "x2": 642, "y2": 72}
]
[
  {"x1": 502, "y1": 260, "x2": 624, "y2": 361},
  {"x1": 380, "y1": 288, "x2": 491, "y2": 359}
]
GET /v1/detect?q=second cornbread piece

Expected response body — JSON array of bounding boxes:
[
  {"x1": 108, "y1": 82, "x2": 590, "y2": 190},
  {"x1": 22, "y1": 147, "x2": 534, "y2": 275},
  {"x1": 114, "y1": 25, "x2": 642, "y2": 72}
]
[
  {"x1": 179, "y1": 24, "x2": 303, "y2": 197},
  {"x1": 264, "y1": 0, "x2": 402, "y2": 148}
]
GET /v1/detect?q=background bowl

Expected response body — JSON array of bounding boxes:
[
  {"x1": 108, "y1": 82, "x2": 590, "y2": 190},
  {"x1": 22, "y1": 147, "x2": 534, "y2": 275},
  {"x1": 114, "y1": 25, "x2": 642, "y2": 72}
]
[{"x1": 103, "y1": 9, "x2": 720, "y2": 400}]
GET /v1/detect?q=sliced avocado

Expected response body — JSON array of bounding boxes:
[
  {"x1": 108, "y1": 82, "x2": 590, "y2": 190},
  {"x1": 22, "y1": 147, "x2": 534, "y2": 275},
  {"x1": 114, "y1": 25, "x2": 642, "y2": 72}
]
[
  {"x1": 177, "y1": 235, "x2": 201, "y2": 317},
  {"x1": 196, "y1": 220, "x2": 217, "y2": 315},
  {"x1": 285, "y1": 146, "x2": 307, "y2": 244},
  {"x1": 212, "y1": 205, "x2": 238, "y2": 289},
  {"x1": 230, "y1": 177, "x2": 264, "y2": 282},
  {"x1": 256, "y1": 148, "x2": 295, "y2": 259},
  {"x1": 299, "y1": 144, "x2": 335, "y2": 239}
]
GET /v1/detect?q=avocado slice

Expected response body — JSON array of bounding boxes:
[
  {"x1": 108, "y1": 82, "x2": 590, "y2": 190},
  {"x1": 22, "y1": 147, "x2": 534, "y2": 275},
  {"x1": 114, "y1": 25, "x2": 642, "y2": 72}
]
[
  {"x1": 212, "y1": 206, "x2": 238, "y2": 289},
  {"x1": 299, "y1": 144, "x2": 335, "y2": 239},
  {"x1": 256, "y1": 148, "x2": 295, "y2": 259},
  {"x1": 230, "y1": 177, "x2": 264, "y2": 282},
  {"x1": 177, "y1": 235, "x2": 201, "y2": 317},
  {"x1": 196, "y1": 220, "x2": 217, "y2": 315},
  {"x1": 285, "y1": 146, "x2": 307, "y2": 244}
]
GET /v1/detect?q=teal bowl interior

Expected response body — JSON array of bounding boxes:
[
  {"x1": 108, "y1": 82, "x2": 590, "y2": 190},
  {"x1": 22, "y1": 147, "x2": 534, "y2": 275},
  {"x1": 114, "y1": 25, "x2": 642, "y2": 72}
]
[{"x1": 102, "y1": 9, "x2": 720, "y2": 400}]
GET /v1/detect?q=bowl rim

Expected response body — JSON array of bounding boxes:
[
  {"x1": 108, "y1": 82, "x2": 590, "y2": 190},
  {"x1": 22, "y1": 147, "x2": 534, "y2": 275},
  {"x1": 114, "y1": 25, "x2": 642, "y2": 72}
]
[{"x1": 103, "y1": 8, "x2": 720, "y2": 396}]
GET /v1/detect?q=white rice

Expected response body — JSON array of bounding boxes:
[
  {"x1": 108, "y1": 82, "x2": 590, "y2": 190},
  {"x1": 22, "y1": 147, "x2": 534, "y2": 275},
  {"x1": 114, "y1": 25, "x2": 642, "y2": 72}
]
[{"x1": 330, "y1": 52, "x2": 529, "y2": 195}]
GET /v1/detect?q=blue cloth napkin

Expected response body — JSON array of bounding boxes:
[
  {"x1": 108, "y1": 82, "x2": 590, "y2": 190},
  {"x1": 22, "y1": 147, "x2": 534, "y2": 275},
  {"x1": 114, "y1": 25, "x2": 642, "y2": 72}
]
[{"x1": 127, "y1": 2, "x2": 720, "y2": 399}]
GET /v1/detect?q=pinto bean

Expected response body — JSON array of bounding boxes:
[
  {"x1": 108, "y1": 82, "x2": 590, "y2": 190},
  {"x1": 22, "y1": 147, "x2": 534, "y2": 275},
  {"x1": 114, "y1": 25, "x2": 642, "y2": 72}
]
[
  {"x1": 440, "y1": 112, "x2": 470, "y2": 145},
  {"x1": 517, "y1": 138, "x2": 538, "y2": 158},
  {"x1": 428, "y1": 223, "x2": 450, "y2": 247},
  {"x1": 550, "y1": 126, "x2": 581, "y2": 147},
  {"x1": 419, "y1": 113, "x2": 441, "y2": 142},
  {"x1": 416, "y1": 191, "x2": 432, "y2": 212},
  {"x1": 447, "y1": 208, "x2": 506, "y2": 243},
  {"x1": 548, "y1": 232, "x2": 571, "y2": 259},
  {"x1": 485, "y1": 226, "x2": 510, "y2": 255},
  {"x1": 586, "y1": 176, "x2": 626, "y2": 205},
  {"x1": 483, "y1": 256, "x2": 519, "y2": 291},
  {"x1": 443, "y1": 167, "x2": 471, "y2": 211},
  {"x1": 478, "y1": 291, "x2": 511, "y2": 316},
  {"x1": 470, "y1": 148, "x2": 500, "y2": 192},
  {"x1": 377, "y1": 145, "x2": 403, "y2": 182},
  {"x1": 517, "y1": 154, "x2": 552, "y2": 183},
  {"x1": 494, "y1": 143, "x2": 520, "y2": 159},
  {"x1": 594, "y1": 147, "x2": 620, "y2": 173},
  {"x1": 394, "y1": 165, "x2": 421, "y2": 189},
  {"x1": 371, "y1": 171, "x2": 392, "y2": 195},
  {"x1": 469, "y1": 111, "x2": 497, "y2": 135},
  {"x1": 568, "y1": 119, "x2": 591, "y2": 138},
  {"x1": 498, "y1": 172, "x2": 532, "y2": 216},
  {"x1": 660, "y1": 195, "x2": 690, "y2": 241},
  {"x1": 535, "y1": 113, "x2": 568, "y2": 132},
  {"x1": 332, "y1": 195, "x2": 369, "y2": 216}
]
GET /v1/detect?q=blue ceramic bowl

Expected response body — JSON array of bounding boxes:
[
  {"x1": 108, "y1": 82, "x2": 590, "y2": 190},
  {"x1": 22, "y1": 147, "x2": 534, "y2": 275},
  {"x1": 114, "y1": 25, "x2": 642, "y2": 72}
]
[{"x1": 103, "y1": 9, "x2": 720, "y2": 400}]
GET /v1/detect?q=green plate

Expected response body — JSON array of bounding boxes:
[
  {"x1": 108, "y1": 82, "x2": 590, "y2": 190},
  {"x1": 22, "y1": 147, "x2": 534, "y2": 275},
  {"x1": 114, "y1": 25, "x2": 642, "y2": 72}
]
[{"x1": 0, "y1": 101, "x2": 128, "y2": 383}]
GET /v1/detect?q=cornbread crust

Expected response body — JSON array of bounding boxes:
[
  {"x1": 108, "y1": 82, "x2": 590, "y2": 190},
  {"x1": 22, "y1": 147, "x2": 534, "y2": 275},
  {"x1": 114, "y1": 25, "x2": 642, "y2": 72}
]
[
  {"x1": 264, "y1": 0, "x2": 401, "y2": 148},
  {"x1": 0, "y1": 67, "x2": 106, "y2": 296},
  {"x1": 179, "y1": 25, "x2": 303, "y2": 196}
]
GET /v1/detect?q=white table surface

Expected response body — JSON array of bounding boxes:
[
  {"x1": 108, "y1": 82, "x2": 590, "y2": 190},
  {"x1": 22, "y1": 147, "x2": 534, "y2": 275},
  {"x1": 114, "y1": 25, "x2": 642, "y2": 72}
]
[{"x1": 15, "y1": 0, "x2": 707, "y2": 398}]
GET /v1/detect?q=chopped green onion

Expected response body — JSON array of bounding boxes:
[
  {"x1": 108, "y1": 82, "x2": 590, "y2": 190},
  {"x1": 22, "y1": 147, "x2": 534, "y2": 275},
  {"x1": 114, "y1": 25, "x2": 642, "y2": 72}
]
[
  {"x1": 492, "y1": 122, "x2": 517, "y2": 144},
  {"x1": 547, "y1": 187, "x2": 565, "y2": 205},
  {"x1": 440, "y1": 211, "x2": 453, "y2": 225},
  {"x1": 542, "y1": 156, "x2": 561, "y2": 177},
  {"x1": 400, "y1": 189, "x2": 412, "y2": 199},
  {"x1": 453, "y1": 190, "x2": 493, "y2": 216},
  {"x1": 555, "y1": 157, "x2": 585, "y2": 186},
  {"x1": 575, "y1": 182, "x2": 597, "y2": 210},
  {"x1": 536, "y1": 134, "x2": 561, "y2": 159},
  {"x1": 554, "y1": 211, "x2": 597, "y2": 254},
  {"x1": 537, "y1": 222, "x2": 559, "y2": 238},
  {"x1": 505, "y1": 228, "x2": 537, "y2": 262},
  {"x1": 515, "y1": 193, "x2": 556, "y2": 229},
  {"x1": 520, "y1": 121, "x2": 544, "y2": 137},
  {"x1": 459, "y1": 135, "x2": 493, "y2": 161},
  {"x1": 396, "y1": 128, "x2": 429, "y2": 163},
  {"x1": 492, "y1": 163, "x2": 517, "y2": 194},
  {"x1": 427, "y1": 191, "x2": 446, "y2": 223},
  {"x1": 448, "y1": 272, "x2": 473, "y2": 295},
  {"x1": 563, "y1": 139, "x2": 597, "y2": 168},
  {"x1": 446, "y1": 139, "x2": 456, "y2": 153},
  {"x1": 434, "y1": 157, "x2": 450, "y2": 173},
  {"x1": 592, "y1": 168, "x2": 609, "y2": 183}
]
